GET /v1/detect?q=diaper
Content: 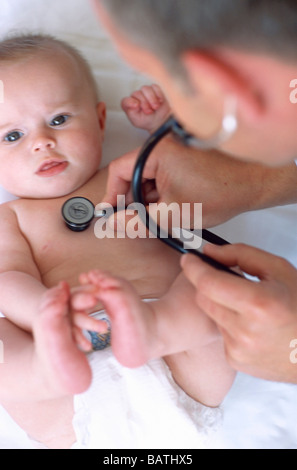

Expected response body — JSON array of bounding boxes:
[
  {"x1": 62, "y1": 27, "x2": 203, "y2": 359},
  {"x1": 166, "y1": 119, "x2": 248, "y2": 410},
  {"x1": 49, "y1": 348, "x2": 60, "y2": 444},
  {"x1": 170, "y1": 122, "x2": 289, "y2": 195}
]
[
  {"x1": 72, "y1": 301, "x2": 224, "y2": 449},
  {"x1": 0, "y1": 303, "x2": 224, "y2": 449},
  {"x1": 72, "y1": 348, "x2": 223, "y2": 449}
]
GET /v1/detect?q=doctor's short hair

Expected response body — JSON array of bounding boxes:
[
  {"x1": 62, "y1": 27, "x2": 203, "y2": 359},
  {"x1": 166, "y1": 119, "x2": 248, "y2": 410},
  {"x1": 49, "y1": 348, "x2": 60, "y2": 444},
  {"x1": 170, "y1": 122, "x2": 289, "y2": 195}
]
[{"x1": 100, "y1": 0, "x2": 297, "y2": 74}]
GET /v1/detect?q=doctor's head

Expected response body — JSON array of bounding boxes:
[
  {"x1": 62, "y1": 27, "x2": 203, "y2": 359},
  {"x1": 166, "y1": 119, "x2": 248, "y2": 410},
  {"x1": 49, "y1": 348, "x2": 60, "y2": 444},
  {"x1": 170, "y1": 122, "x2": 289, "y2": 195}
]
[{"x1": 93, "y1": 0, "x2": 297, "y2": 166}]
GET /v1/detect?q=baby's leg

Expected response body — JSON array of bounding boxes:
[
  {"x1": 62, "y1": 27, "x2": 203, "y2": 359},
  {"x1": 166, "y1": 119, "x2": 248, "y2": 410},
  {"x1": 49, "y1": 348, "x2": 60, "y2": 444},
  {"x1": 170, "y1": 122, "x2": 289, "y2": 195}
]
[
  {"x1": 0, "y1": 289, "x2": 89, "y2": 404},
  {"x1": 157, "y1": 275, "x2": 236, "y2": 407},
  {"x1": 0, "y1": 282, "x2": 105, "y2": 402},
  {"x1": 165, "y1": 339, "x2": 236, "y2": 407},
  {"x1": 78, "y1": 270, "x2": 163, "y2": 368},
  {"x1": 79, "y1": 270, "x2": 235, "y2": 406},
  {"x1": 32, "y1": 282, "x2": 93, "y2": 396},
  {"x1": 78, "y1": 270, "x2": 215, "y2": 368}
]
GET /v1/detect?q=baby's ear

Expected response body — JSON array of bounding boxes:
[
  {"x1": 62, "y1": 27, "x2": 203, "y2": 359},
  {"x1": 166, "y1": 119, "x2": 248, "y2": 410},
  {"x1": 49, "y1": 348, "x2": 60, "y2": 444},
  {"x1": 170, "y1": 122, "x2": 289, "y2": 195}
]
[{"x1": 96, "y1": 102, "x2": 107, "y2": 132}]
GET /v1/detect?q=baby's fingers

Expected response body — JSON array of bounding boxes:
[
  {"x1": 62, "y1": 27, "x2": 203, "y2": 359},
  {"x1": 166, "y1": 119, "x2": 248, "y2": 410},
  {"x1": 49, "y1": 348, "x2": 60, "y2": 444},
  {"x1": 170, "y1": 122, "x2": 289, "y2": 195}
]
[
  {"x1": 139, "y1": 85, "x2": 163, "y2": 110},
  {"x1": 121, "y1": 96, "x2": 141, "y2": 112},
  {"x1": 130, "y1": 89, "x2": 155, "y2": 114},
  {"x1": 151, "y1": 84, "x2": 165, "y2": 103}
]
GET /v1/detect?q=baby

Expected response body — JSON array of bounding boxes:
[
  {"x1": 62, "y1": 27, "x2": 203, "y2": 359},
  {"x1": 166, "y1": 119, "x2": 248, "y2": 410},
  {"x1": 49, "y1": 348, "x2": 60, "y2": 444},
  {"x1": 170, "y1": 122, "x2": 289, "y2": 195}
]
[{"x1": 0, "y1": 34, "x2": 235, "y2": 448}]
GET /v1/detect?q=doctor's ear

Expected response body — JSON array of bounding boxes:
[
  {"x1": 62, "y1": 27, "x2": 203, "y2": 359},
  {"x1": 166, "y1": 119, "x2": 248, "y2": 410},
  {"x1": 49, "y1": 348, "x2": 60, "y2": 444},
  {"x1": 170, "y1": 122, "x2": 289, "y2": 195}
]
[
  {"x1": 96, "y1": 101, "x2": 107, "y2": 132},
  {"x1": 181, "y1": 50, "x2": 265, "y2": 125}
]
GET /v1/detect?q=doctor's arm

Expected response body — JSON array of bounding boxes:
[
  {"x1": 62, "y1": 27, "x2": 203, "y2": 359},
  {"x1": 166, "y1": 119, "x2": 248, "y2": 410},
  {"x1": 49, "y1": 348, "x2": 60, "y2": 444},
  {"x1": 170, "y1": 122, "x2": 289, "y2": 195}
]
[{"x1": 101, "y1": 139, "x2": 297, "y2": 229}]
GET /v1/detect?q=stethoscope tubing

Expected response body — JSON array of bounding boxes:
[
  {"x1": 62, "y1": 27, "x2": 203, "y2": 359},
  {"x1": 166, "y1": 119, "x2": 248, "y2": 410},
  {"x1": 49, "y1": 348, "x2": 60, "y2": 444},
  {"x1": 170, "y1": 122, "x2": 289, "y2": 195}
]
[{"x1": 132, "y1": 116, "x2": 240, "y2": 277}]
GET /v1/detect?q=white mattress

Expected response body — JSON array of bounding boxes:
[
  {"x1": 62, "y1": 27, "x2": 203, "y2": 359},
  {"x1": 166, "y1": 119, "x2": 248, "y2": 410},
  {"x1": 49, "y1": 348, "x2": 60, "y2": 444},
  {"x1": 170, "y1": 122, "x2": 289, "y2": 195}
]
[{"x1": 0, "y1": 0, "x2": 296, "y2": 449}]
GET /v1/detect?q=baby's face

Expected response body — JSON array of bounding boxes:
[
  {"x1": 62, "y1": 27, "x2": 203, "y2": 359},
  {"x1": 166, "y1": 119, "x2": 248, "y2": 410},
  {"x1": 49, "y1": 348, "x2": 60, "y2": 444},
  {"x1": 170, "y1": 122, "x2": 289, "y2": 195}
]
[{"x1": 0, "y1": 50, "x2": 105, "y2": 198}]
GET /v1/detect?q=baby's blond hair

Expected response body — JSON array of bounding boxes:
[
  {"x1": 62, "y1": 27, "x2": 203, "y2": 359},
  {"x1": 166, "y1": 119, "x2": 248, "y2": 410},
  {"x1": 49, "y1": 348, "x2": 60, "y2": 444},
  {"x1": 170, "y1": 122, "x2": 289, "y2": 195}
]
[{"x1": 0, "y1": 33, "x2": 99, "y2": 101}]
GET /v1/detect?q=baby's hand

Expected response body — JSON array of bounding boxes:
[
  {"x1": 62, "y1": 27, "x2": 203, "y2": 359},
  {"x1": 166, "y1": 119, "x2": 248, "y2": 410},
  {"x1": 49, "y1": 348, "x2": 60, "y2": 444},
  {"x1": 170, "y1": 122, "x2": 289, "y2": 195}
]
[{"x1": 121, "y1": 84, "x2": 171, "y2": 133}]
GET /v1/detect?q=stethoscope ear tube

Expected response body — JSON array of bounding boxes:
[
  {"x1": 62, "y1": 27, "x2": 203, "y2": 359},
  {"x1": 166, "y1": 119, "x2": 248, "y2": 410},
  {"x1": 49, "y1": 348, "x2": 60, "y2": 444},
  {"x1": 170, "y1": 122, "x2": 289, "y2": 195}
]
[{"x1": 132, "y1": 116, "x2": 241, "y2": 277}]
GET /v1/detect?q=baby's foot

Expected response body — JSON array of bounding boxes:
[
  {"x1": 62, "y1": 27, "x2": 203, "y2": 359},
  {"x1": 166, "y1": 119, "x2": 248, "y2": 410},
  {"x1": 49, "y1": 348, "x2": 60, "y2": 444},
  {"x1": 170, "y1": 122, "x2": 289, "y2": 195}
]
[
  {"x1": 33, "y1": 282, "x2": 92, "y2": 395},
  {"x1": 121, "y1": 84, "x2": 171, "y2": 133},
  {"x1": 79, "y1": 270, "x2": 159, "y2": 368}
]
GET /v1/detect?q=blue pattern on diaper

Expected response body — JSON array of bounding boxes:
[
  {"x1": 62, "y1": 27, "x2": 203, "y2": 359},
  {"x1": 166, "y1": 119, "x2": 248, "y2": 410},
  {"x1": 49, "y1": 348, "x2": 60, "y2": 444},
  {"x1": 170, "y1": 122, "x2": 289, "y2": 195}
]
[{"x1": 88, "y1": 314, "x2": 111, "y2": 351}]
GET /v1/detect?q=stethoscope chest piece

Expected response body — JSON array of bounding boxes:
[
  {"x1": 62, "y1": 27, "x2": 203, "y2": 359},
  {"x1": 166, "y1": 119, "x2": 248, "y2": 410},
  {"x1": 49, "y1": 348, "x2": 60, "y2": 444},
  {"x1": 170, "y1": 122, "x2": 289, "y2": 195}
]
[{"x1": 62, "y1": 197, "x2": 95, "y2": 232}]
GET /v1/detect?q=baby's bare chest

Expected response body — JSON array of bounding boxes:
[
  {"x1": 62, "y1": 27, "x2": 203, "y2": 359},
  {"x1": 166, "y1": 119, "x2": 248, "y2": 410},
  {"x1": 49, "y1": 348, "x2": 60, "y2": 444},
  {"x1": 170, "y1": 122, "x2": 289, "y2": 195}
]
[{"x1": 17, "y1": 199, "x2": 180, "y2": 293}]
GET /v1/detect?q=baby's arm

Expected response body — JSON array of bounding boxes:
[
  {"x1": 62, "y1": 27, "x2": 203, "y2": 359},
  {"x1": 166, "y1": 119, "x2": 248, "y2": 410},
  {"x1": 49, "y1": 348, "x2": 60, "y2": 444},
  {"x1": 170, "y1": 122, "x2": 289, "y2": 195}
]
[
  {"x1": 0, "y1": 317, "x2": 53, "y2": 402},
  {"x1": 0, "y1": 205, "x2": 47, "y2": 331},
  {"x1": 122, "y1": 84, "x2": 171, "y2": 133},
  {"x1": 0, "y1": 206, "x2": 64, "y2": 401},
  {"x1": 0, "y1": 205, "x2": 104, "y2": 334}
]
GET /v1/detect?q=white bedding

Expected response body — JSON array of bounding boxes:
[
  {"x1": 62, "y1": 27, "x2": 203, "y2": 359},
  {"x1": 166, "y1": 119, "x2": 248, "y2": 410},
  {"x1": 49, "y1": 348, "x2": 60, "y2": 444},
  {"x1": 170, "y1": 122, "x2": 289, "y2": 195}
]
[{"x1": 0, "y1": 0, "x2": 296, "y2": 449}]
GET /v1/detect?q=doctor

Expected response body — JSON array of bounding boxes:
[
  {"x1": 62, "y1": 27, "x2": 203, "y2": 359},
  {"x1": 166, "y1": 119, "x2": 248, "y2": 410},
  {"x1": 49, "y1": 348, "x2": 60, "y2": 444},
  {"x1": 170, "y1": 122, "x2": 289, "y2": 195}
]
[{"x1": 92, "y1": 0, "x2": 297, "y2": 383}]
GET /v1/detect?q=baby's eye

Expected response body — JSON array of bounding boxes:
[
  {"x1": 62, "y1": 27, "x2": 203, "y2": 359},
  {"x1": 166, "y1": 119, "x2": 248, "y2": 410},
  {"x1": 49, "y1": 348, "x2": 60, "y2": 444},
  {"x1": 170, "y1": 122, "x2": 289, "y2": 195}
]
[
  {"x1": 4, "y1": 131, "x2": 24, "y2": 143},
  {"x1": 50, "y1": 115, "x2": 70, "y2": 127}
]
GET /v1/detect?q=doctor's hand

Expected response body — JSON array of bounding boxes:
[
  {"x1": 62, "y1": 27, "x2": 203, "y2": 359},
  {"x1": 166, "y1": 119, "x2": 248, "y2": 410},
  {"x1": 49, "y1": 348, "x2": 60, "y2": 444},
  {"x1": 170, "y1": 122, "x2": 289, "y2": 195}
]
[
  {"x1": 182, "y1": 243, "x2": 297, "y2": 384},
  {"x1": 100, "y1": 139, "x2": 289, "y2": 230}
]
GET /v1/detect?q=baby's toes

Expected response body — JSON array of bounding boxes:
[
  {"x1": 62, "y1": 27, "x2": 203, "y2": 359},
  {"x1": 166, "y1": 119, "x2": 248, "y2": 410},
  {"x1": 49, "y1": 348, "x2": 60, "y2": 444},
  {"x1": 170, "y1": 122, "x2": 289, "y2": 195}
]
[{"x1": 81, "y1": 269, "x2": 114, "y2": 289}]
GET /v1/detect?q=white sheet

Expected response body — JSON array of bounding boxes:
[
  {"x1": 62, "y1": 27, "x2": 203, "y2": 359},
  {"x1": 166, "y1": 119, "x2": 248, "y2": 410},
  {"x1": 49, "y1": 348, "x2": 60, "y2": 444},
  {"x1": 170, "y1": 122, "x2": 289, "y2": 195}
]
[{"x1": 0, "y1": 0, "x2": 296, "y2": 450}]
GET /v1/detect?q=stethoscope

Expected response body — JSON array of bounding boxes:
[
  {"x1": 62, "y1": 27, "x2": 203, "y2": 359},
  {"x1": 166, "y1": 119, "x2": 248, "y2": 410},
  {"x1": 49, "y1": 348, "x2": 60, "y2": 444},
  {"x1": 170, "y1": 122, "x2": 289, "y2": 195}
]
[{"x1": 62, "y1": 116, "x2": 240, "y2": 277}]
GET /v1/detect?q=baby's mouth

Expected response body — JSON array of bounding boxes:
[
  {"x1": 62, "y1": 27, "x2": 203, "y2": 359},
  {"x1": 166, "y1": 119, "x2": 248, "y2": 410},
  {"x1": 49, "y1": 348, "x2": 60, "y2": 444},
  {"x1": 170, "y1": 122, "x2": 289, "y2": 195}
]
[{"x1": 36, "y1": 159, "x2": 68, "y2": 177}]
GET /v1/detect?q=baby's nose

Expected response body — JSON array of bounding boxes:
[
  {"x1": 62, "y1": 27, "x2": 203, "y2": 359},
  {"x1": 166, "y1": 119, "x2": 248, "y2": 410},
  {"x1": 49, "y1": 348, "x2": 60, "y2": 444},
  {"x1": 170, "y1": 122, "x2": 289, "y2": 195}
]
[{"x1": 33, "y1": 133, "x2": 56, "y2": 152}]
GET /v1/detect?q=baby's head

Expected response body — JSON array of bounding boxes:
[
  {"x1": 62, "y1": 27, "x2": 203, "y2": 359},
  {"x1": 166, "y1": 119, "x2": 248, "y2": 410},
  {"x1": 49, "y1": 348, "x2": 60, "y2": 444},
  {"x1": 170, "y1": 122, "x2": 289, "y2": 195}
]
[{"x1": 0, "y1": 34, "x2": 106, "y2": 198}]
